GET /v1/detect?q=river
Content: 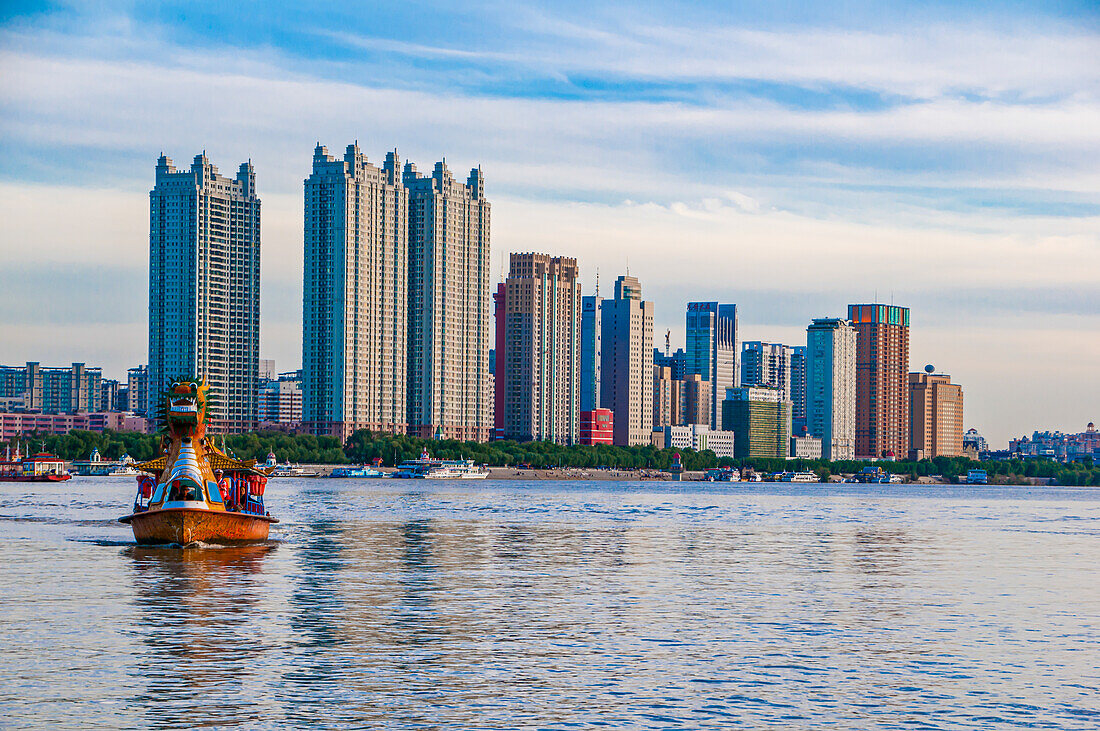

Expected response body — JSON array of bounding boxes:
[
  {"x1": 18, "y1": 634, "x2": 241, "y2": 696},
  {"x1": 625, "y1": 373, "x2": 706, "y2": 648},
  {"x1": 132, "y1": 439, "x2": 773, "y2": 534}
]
[{"x1": 1, "y1": 478, "x2": 1097, "y2": 729}]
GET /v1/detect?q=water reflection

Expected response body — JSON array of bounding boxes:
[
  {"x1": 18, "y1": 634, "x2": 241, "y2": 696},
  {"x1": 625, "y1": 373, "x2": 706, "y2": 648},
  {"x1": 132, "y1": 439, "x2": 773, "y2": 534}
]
[{"x1": 124, "y1": 544, "x2": 273, "y2": 729}]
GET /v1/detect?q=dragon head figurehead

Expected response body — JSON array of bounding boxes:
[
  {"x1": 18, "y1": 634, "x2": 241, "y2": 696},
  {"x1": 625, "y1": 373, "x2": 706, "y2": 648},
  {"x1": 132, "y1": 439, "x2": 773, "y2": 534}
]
[{"x1": 163, "y1": 377, "x2": 210, "y2": 439}]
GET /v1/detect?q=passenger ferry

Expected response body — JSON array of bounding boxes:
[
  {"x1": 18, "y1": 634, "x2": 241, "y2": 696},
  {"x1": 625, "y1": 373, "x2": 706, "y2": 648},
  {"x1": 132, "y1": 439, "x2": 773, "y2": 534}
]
[
  {"x1": 777, "y1": 471, "x2": 819, "y2": 483},
  {"x1": 393, "y1": 451, "x2": 489, "y2": 479},
  {"x1": 330, "y1": 465, "x2": 385, "y2": 478},
  {"x1": 0, "y1": 447, "x2": 71, "y2": 482}
]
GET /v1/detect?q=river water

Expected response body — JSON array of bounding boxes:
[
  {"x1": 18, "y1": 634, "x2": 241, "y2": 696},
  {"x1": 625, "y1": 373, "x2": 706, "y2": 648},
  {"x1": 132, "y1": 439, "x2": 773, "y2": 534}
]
[{"x1": 0, "y1": 478, "x2": 1097, "y2": 730}]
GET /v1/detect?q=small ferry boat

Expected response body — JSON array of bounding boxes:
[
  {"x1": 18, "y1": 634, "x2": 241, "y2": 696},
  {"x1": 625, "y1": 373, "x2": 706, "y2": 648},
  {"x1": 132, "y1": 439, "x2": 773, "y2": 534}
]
[
  {"x1": 0, "y1": 447, "x2": 72, "y2": 482},
  {"x1": 703, "y1": 467, "x2": 740, "y2": 482},
  {"x1": 118, "y1": 378, "x2": 277, "y2": 545},
  {"x1": 777, "y1": 471, "x2": 819, "y2": 483},
  {"x1": 329, "y1": 465, "x2": 385, "y2": 478},
  {"x1": 393, "y1": 450, "x2": 489, "y2": 479}
]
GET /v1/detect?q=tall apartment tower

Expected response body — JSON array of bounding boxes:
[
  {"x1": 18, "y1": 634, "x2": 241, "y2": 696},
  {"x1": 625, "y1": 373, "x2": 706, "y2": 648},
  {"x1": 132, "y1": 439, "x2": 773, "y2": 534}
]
[
  {"x1": 909, "y1": 369, "x2": 964, "y2": 458},
  {"x1": 685, "y1": 302, "x2": 738, "y2": 430},
  {"x1": 600, "y1": 275, "x2": 654, "y2": 446},
  {"x1": 302, "y1": 144, "x2": 408, "y2": 439},
  {"x1": 405, "y1": 161, "x2": 491, "y2": 441},
  {"x1": 580, "y1": 294, "x2": 603, "y2": 412},
  {"x1": 127, "y1": 365, "x2": 149, "y2": 416},
  {"x1": 848, "y1": 304, "x2": 910, "y2": 458},
  {"x1": 790, "y1": 345, "x2": 807, "y2": 434},
  {"x1": 806, "y1": 318, "x2": 856, "y2": 460},
  {"x1": 493, "y1": 282, "x2": 506, "y2": 440},
  {"x1": 149, "y1": 153, "x2": 259, "y2": 432},
  {"x1": 741, "y1": 342, "x2": 794, "y2": 400},
  {"x1": 502, "y1": 253, "x2": 581, "y2": 444}
]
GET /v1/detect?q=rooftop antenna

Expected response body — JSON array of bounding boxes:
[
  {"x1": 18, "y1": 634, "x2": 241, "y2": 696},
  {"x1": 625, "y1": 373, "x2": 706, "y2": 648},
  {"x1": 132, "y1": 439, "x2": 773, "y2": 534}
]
[
  {"x1": 595, "y1": 268, "x2": 600, "y2": 296},
  {"x1": 665, "y1": 329, "x2": 671, "y2": 357}
]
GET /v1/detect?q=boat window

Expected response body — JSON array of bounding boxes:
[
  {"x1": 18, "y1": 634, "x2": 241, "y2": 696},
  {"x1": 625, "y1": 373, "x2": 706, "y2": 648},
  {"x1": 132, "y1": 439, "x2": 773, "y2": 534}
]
[
  {"x1": 205, "y1": 481, "x2": 220, "y2": 504},
  {"x1": 151, "y1": 481, "x2": 167, "y2": 503}
]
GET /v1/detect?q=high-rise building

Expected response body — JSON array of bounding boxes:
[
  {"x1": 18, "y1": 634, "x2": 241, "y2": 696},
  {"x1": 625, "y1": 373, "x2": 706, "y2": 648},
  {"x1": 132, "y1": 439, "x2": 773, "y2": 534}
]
[
  {"x1": 302, "y1": 144, "x2": 408, "y2": 439},
  {"x1": 493, "y1": 282, "x2": 506, "y2": 440},
  {"x1": 127, "y1": 365, "x2": 149, "y2": 416},
  {"x1": 405, "y1": 160, "x2": 491, "y2": 441},
  {"x1": 722, "y1": 386, "x2": 792, "y2": 459},
  {"x1": 686, "y1": 302, "x2": 738, "y2": 430},
  {"x1": 909, "y1": 369, "x2": 964, "y2": 459},
  {"x1": 652, "y1": 365, "x2": 680, "y2": 429},
  {"x1": 502, "y1": 253, "x2": 580, "y2": 443},
  {"x1": 682, "y1": 373, "x2": 712, "y2": 427},
  {"x1": 149, "y1": 153, "x2": 260, "y2": 432},
  {"x1": 580, "y1": 295, "x2": 603, "y2": 412},
  {"x1": 654, "y1": 347, "x2": 688, "y2": 380},
  {"x1": 0, "y1": 362, "x2": 102, "y2": 414},
  {"x1": 806, "y1": 318, "x2": 856, "y2": 461},
  {"x1": 100, "y1": 379, "x2": 122, "y2": 412},
  {"x1": 790, "y1": 345, "x2": 807, "y2": 435},
  {"x1": 599, "y1": 275, "x2": 654, "y2": 446},
  {"x1": 258, "y1": 371, "x2": 304, "y2": 426},
  {"x1": 741, "y1": 342, "x2": 794, "y2": 400},
  {"x1": 848, "y1": 304, "x2": 910, "y2": 458}
]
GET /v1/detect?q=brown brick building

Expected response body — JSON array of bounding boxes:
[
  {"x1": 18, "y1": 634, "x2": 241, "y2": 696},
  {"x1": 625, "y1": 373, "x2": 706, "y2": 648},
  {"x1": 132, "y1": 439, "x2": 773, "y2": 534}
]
[{"x1": 848, "y1": 304, "x2": 910, "y2": 459}]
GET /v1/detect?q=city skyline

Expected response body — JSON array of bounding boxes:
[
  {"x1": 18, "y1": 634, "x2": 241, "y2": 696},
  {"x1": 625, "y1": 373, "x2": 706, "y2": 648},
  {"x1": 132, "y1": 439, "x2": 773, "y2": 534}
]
[{"x1": 1, "y1": 2, "x2": 1098, "y2": 447}]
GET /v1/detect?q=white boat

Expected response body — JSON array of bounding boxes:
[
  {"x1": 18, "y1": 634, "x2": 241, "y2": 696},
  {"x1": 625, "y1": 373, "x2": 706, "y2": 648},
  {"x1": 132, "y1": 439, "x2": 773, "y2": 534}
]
[{"x1": 393, "y1": 451, "x2": 489, "y2": 479}]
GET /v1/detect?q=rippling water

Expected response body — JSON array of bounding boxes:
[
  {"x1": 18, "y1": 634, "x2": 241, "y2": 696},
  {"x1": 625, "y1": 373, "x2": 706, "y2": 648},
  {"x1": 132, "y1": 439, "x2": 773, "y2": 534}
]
[{"x1": 1, "y1": 479, "x2": 1098, "y2": 729}]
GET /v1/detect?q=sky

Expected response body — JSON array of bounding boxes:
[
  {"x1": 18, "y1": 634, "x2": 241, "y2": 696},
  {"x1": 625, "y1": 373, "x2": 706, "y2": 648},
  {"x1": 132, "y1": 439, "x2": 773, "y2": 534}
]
[{"x1": 0, "y1": 1, "x2": 1098, "y2": 448}]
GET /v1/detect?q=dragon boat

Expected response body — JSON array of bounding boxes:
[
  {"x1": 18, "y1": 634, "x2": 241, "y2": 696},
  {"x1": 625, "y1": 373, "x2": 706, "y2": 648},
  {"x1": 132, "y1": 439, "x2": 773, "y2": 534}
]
[{"x1": 119, "y1": 378, "x2": 277, "y2": 545}]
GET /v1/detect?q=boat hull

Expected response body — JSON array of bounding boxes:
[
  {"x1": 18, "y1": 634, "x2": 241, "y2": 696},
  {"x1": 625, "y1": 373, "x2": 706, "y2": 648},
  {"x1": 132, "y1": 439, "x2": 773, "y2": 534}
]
[
  {"x1": 120, "y1": 507, "x2": 277, "y2": 545},
  {"x1": 0, "y1": 473, "x2": 71, "y2": 482}
]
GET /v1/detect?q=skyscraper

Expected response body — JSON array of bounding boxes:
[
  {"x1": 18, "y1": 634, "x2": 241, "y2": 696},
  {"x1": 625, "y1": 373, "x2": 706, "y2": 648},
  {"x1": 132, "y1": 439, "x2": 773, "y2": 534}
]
[
  {"x1": 600, "y1": 275, "x2": 654, "y2": 446},
  {"x1": 502, "y1": 253, "x2": 580, "y2": 444},
  {"x1": 685, "y1": 302, "x2": 738, "y2": 430},
  {"x1": 806, "y1": 318, "x2": 856, "y2": 460},
  {"x1": 405, "y1": 161, "x2": 491, "y2": 441},
  {"x1": 741, "y1": 341, "x2": 795, "y2": 400},
  {"x1": 493, "y1": 282, "x2": 506, "y2": 440},
  {"x1": 302, "y1": 144, "x2": 408, "y2": 439},
  {"x1": 790, "y1": 345, "x2": 807, "y2": 435},
  {"x1": 848, "y1": 304, "x2": 910, "y2": 459},
  {"x1": 149, "y1": 153, "x2": 259, "y2": 432},
  {"x1": 909, "y1": 369, "x2": 964, "y2": 458},
  {"x1": 580, "y1": 294, "x2": 603, "y2": 412}
]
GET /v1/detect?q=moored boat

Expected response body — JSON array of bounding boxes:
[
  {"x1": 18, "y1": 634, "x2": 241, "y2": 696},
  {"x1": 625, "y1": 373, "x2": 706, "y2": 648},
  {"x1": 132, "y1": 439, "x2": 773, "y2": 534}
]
[
  {"x1": 0, "y1": 448, "x2": 71, "y2": 482},
  {"x1": 393, "y1": 450, "x2": 489, "y2": 479},
  {"x1": 118, "y1": 377, "x2": 277, "y2": 545}
]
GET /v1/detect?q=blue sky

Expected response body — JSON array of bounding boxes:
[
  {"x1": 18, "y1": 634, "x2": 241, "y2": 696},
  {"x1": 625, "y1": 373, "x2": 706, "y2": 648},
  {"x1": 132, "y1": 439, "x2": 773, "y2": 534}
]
[{"x1": 1, "y1": 1, "x2": 1098, "y2": 446}]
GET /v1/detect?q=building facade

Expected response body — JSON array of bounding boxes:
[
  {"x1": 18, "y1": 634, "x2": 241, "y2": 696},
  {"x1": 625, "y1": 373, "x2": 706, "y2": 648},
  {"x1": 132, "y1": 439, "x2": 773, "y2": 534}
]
[
  {"x1": 686, "y1": 302, "x2": 738, "y2": 430},
  {"x1": 149, "y1": 153, "x2": 260, "y2": 432},
  {"x1": 790, "y1": 345, "x2": 807, "y2": 435},
  {"x1": 848, "y1": 304, "x2": 910, "y2": 459},
  {"x1": 722, "y1": 386, "x2": 792, "y2": 459},
  {"x1": 599, "y1": 275, "x2": 654, "y2": 446},
  {"x1": 652, "y1": 424, "x2": 737, "y2": 459},
  {"x1": 302, "y1": 144, "x2": 408, "y2": 439},
  {"x1": 908, "y1": 370, "x2": 964, "y2": 458},
  {"x1": 579, "y1": 408, "x2": 614, "y2": 445},
  {"x1": 580, "y1": 294, "x2": 603, "y2": 412},
  {"x1": 405, "y1": 161, "x2": 491, "y2": 441},
  {"x1": 493, "y1": 282, "x2": 506, "y2": 440},
  {"x1": 258, "y1": 371, "x2": 304, "y2": 426},
  {"x1": 805, "y1": 318, "x2": 856, "y2": 461},
  {"x1": 741, "y1": 341, "x2": 794, "y2": 401},
  {"x1": 0, "y1": 362, "x2": 102, "y2": 414},
  {"x1": 126, "y1": 366, "x2": 149, "y2": 416},
  {"x1": 654, "y1": 347, "x2": 688, "y2": 380},
  {"x1": 502, "y1": 253, "x2": 581, "y2": 444}
]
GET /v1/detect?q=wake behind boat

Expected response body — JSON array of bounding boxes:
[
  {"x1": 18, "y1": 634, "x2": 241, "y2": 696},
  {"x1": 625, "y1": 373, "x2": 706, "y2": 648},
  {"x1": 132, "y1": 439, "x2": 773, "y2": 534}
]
[{"x1": 118, "y1": 377, "x2": 277, "y2": 545}]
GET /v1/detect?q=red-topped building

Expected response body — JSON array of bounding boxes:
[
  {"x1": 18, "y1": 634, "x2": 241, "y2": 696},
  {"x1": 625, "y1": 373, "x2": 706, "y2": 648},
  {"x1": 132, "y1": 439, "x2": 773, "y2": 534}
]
[
  {"x1": 848, "y1": 304, "x2": 910, "y2": 459},
  {"x1": 580, "y1": 409, "x2": 613, "y2": 445}
]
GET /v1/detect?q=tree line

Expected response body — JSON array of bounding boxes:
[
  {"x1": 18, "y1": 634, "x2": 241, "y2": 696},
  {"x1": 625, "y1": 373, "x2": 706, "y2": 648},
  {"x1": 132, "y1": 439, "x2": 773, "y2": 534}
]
[{"x1": 5, "y1": 429, "x2": 1098, "y2": 485}]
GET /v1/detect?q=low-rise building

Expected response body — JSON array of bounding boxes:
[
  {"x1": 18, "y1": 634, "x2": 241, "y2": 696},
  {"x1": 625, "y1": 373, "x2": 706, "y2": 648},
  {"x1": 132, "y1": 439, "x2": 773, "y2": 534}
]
[
  {"x1": 652, "y1": 424, "x2": 736, "y2": 459},
  {"x1": 580, "y1": 408, "x2": 614, "y2": 445},
  {"x1": 790, "y1": 435, "x2": 823, "y2": 460},
  {"x1": 0, "y1": 411, "x2": 151, "y2": 440}
]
